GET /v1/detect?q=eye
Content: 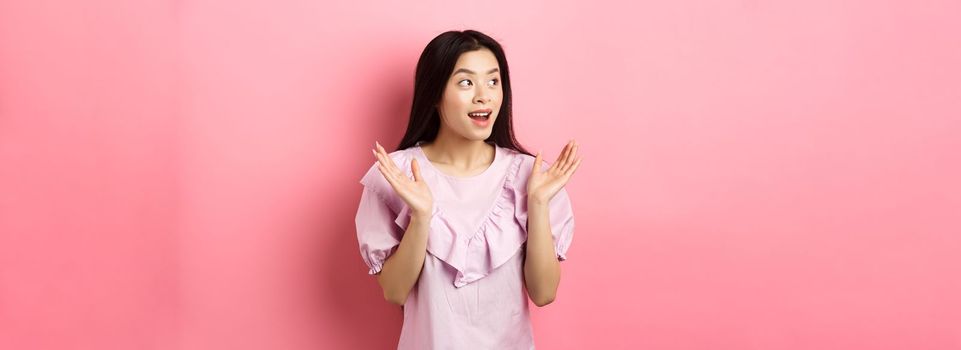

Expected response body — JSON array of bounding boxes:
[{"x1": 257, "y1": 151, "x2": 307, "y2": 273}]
[
  {"x1": 458, "y1": 79, "x2": 472, "y2": 87},
  {"x1": 487, "y1": 79, "x2": 499, "y2": 87}
]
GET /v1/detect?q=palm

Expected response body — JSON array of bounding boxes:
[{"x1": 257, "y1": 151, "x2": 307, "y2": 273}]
[
  {"x1": 395, "y1": 178, "x2": 433, "y2": 214},
  {"x1": 372, "y1": 142, "x2": 434, "y2": 216},
  {"x1": 528, "y1": 140, "x2": 582, "y2": 203}
]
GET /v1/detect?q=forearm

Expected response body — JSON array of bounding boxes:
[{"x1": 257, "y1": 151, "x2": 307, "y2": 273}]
[
  {"x1": 523, "y1": 195, "x2": 561, "y2": 307},
  {"x1": 376, "y1": 213, "x2": 431, "y2": 305}
]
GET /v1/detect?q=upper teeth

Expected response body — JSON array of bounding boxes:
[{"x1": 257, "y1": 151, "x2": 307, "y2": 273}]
[{"x1": 469, "y1": 112, "x2": 491, "y2": 117}]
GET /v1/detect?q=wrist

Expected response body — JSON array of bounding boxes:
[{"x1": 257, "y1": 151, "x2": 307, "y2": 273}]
[
  {"x1": 410, "y1": 207, "x2": 434, "y2": 220},
  {"x1": 528, "y1": 193, "x2": 549, "y2": 206}
]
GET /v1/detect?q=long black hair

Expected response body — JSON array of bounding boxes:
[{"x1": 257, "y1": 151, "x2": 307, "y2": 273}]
[{"x1": 395, "y1": 30, "x2": 532, "y2": 156}]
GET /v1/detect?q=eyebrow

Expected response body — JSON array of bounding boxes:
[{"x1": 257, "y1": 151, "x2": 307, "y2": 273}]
[{"x1": 452, "y1": 68, "x2": 500, "y2": 75}]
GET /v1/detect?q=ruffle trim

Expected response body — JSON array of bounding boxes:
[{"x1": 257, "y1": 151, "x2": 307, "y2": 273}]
[{"x1": 393, "y1": 149, "x2": 528, "y2": 288}]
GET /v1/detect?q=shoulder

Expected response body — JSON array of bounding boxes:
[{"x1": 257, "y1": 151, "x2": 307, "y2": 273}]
[
  {"x1": 359, "y1": 147, "x2": 417, "y2": 198},
  {"x1": 505, "y1": 148, "x2": 559, "y2": 171},
  {"x1": 504, "y1": 148, "x2": 556, "y2": 195}
]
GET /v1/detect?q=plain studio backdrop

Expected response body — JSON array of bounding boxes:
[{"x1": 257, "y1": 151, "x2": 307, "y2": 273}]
[{"x1": 1, "y1": 0, "x2": 959, "y2": 349}]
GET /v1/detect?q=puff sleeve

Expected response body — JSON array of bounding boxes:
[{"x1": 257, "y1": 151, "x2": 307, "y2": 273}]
[
  {"x1": 355, "y1": 185, "x2": 403, "y2": 275},
  {"x1": 355, "y1": 159, "x2": 408, "y2": 275},
  {"x1": 545, "y1": 187, "x2": 575, "y2": 261}
]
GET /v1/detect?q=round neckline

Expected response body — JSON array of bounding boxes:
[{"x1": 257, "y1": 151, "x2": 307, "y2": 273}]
[{"x1": 415, "y1": 142, "x2": 500, "y2": 181}]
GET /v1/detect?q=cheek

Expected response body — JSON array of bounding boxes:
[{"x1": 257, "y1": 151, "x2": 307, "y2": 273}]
[
  {"x1": 446, "y1": 92, "x2": 472, "y2": 109},
  {"x1": 440, "y1": 90, "x2": 464, "y2": 109}
]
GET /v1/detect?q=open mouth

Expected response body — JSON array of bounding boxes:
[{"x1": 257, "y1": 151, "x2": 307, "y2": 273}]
[{"x1": 468, "y1": 109, "x2": 492, "y2": 121}]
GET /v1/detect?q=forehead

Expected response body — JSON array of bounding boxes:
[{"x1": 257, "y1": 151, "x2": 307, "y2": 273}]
[{"x1": 452, "y1": 48, "x2": 499, "y2": 73}]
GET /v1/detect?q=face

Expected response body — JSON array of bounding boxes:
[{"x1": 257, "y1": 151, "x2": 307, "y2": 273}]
[{"x1": 435, "y1": 48, "x2": 503, "y2": 141}]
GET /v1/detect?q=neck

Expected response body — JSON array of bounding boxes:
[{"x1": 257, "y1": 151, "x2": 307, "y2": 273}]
[{"x1": 422, "y1": 129, "x2": 495, "y2": 169}]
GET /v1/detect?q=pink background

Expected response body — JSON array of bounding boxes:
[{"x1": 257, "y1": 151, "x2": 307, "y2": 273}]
[{"x1": 2, "y1": 0, "x2": 960, "y2": 349}]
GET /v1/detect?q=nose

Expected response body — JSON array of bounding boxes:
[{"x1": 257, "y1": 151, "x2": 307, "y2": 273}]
[{"x1": 474, "y1": 87, "x2": 492, "y2": 104}]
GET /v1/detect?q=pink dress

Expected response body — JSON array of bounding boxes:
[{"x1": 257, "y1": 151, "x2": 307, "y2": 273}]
[{"x1": 354, "y1": 141, "x2": 575, "y2": 350}]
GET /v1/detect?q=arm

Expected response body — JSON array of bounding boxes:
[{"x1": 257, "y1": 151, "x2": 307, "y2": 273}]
[
  {"x1": 375, "y1": 212, "x2": 431, "y2": 306},
  {"x1": 523, "y1": 139, "x2": 582, "y2": 307},
  {"x1": 370, "y1": 141, "x2": 434, "y2": 306},
  {"x1": 523, "y1": 195, "x2": 561, "y2": 307}
]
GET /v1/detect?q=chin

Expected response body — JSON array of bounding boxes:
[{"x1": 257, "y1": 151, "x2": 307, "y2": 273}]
[{"x1": 470, "y1": 132, "x2": 492, "y2": 141}]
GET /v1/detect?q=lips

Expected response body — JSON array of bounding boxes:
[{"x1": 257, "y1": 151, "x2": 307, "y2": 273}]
[{"x1": 468, "y1": 108, "x2": 492, "y2": 121}]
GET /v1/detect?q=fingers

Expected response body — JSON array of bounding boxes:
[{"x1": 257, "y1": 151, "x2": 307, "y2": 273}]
[
  {"x1": 374, "y1": 141, "x2": 401, "y2": 174},
  {"x1": 411, "y1": 158, "x2": 422, "y2": 182},
  {"x1": 533, "y1": 151, "x2": 543, "y2": 173},
  {"x1": 551, "y1": 140, "x2": 576, "y2": 173},
  {"x1": 371, "y1": 147, "x2": 391, "y2": 175},
  {"x1": 565, "y1": 155, "x2": 582, "y2": 177},
  {"x1": 376, "y1": 159, "x2": 400, "y2": 189},
  {"x1": 560, "y1": 141, "x2": 578, "y2": 173},
  {"x1": 562, "y1": 140, "x2": 576, "y2": 171},
  {"x1": 372, "y1": 142, "x2": 404, "y2": 185}
]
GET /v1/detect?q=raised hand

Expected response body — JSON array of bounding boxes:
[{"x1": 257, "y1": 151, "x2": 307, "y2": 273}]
[
  {"x1": 527, "y1": 140, "x2": 582, "y2": 204},
  {"x1": 372, "y1": 141, "x2": 434, "y2": 217}
]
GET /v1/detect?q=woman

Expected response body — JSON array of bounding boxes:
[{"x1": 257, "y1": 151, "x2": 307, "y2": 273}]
[{"x1": 355, "y1": 29, "x2": 582, "y2": 349}]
